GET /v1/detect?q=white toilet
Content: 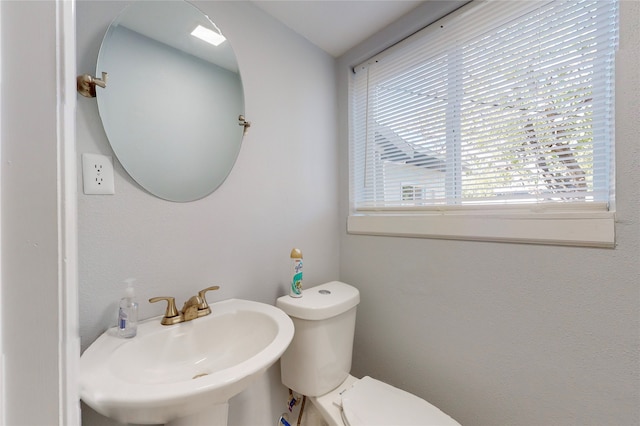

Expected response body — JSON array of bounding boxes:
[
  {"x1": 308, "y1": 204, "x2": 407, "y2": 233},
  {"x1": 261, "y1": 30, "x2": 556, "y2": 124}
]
[{"x1": 276, "y1": 281, "x2": 461, "y2": 426}]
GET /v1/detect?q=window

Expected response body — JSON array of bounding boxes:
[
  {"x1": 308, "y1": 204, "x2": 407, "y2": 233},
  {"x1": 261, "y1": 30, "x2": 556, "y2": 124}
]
[{"x1": 348, "y1": 0, "x2": 617, "y2": 247}]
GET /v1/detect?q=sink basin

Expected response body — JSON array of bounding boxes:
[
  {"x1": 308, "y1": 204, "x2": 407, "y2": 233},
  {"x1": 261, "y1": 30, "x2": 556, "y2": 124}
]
[{"x1": 80, "y1": 298, "x2": 294, "y2": 425}]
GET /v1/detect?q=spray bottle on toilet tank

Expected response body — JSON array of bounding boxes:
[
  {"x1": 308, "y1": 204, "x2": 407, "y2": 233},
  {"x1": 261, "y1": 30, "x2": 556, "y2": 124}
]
[{"x1": 290, "y1": 248, "x2": 303, "y2": 298}]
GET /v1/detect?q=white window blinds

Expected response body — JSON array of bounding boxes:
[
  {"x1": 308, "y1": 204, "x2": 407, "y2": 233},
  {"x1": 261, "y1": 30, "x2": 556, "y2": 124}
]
[{"x1": 350, "y1": 0, "x2": 618, "y2": 211}]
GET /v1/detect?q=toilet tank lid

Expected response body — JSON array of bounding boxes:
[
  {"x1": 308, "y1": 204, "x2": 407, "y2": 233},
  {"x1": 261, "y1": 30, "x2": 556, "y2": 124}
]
[{"x1": 276, "y1": 281, "x2": 360, "y2": 320}]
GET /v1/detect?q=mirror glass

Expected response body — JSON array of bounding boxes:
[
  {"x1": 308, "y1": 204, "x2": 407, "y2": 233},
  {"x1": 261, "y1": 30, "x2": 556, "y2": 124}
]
[{"x1": 96, "y1": 0, "x2": 244, "y2": 202}]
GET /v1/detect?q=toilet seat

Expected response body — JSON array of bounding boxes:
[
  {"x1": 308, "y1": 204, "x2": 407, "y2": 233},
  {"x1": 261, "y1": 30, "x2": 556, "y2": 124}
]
[{"x1": 339, "y1": 376, "x2": 460, "y2": 426}]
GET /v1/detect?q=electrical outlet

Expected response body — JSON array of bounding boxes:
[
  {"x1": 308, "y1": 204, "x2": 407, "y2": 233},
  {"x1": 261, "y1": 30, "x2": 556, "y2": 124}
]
[{"x1": 82, "y1": 153, "x2": 115, "y2": 195}]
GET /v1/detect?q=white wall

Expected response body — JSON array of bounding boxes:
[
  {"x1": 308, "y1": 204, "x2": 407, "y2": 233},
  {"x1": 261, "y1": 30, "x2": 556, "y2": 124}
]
[
  {"x1": 76, "y1": 1, "x2": 338, "y2": 424},
  {"x1": 338, "y1": 2, "x2": 640, "y2": 425}
]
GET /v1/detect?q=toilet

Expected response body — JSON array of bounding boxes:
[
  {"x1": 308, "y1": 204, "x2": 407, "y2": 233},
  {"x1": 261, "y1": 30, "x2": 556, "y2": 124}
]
[{"x1": 276, "y1": 281, "x2": 461, "y2": 426}]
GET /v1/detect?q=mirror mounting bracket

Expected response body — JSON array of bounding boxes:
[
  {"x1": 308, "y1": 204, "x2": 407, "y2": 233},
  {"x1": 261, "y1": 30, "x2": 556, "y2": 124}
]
[
  {"x1": 77, "y1": 72, "x2": 108, "y2": 98},
  {"x1": 238, "y1": 115, "x2": 251, "y2": 136}
]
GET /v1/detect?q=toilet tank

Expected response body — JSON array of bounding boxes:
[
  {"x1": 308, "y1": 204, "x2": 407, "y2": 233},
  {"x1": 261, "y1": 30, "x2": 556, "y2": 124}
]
[{"x1": 276, "y1": 281, "x2": 360, "y2": 397}]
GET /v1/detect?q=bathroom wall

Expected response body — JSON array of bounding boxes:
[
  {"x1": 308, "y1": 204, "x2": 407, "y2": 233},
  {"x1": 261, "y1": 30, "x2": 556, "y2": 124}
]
[
  {"x1": 338, "y1": 2, "x2": 640, "y2": 426},
  {"x1": 76, "y1": 1, "x2": 338, "y2": 424}
]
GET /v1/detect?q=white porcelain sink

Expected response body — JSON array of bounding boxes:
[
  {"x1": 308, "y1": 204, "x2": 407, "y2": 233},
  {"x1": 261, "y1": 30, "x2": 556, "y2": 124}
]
[{"x1": 80, "y1": 298, "x2": 294, "y2": 425}]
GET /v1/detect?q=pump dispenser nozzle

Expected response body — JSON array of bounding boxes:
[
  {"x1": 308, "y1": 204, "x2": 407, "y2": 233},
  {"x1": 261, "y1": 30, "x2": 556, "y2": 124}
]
[{"x1": 124, "y1": 278, "x2": 136, "y2": 298}]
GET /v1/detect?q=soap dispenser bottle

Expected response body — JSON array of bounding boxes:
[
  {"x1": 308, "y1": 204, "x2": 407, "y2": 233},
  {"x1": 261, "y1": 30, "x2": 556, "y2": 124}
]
[{"x1": 117, "y1": 278, "x2": 138, "y2": 338}]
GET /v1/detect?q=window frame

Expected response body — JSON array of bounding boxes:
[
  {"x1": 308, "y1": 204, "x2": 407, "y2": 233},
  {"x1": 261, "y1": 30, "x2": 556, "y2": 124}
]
[{"x1": 347, "y1": 0, "x2": 616, "y2": 247}]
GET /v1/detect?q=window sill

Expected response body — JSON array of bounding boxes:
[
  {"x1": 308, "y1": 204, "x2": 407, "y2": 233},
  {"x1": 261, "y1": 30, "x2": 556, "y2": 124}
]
[{"x1": 347, "y1": 210, "x2": 615, "y2": 248}]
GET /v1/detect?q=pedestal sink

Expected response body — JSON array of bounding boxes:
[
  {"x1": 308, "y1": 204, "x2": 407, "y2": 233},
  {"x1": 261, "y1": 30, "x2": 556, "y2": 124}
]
[{"x1": 80, "y1": 298, "x2": 294, "y2": 425}]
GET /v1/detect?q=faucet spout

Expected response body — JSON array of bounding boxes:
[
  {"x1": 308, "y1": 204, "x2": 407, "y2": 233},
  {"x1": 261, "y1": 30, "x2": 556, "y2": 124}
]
[{"x1": 182, "y1": 296, "x2": 203, "y2": 321}]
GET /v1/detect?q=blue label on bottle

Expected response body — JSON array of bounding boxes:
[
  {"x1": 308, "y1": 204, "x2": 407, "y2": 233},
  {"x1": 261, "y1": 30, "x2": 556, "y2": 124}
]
[{"x1": 119, "y1": 308, "x2": 127, "y2": 330}]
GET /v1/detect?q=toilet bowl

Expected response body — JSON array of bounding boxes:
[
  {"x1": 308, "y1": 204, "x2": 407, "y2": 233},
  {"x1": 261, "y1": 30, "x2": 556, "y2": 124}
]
[{"x1": 276, "y1": 281, "x2": 460, "y2": 426}]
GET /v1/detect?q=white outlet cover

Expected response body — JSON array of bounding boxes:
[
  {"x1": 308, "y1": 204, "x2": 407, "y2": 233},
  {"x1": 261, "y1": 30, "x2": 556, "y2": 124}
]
[{"x1": 82, "y1": 153, "x2": 115, "y2": 195}]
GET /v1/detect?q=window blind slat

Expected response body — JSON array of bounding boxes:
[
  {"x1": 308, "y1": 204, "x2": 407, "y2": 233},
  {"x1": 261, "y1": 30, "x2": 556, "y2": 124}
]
[{"x1": 350, "y1": 0, "x2": 617, "y2": 210}]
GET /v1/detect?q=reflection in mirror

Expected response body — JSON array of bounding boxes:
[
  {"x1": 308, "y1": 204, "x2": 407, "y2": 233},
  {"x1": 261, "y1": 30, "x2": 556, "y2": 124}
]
[{"x1": 96, "y1": 1, "x2": 245, "y2": 202}]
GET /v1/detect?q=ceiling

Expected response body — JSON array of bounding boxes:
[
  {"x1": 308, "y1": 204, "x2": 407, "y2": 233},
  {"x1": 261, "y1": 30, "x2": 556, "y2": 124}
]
[{"x1": 250, "y1": 1, "x2": 427, "y2": 57}]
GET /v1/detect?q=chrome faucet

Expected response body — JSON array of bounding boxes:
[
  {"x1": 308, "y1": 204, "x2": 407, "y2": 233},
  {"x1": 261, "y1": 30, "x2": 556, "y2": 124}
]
[{"x1": 149, "y1": 286, "x2": 220, "y2": 325}]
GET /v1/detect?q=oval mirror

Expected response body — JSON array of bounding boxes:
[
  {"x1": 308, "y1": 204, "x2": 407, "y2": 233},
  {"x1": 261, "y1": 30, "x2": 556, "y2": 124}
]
[{"x1": 96, "y1": 0, "x2": 245, "y2": 202}]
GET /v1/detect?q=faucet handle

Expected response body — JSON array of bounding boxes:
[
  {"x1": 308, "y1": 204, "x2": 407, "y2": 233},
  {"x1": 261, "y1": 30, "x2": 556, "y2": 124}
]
[
  {"x1": 149, "y1": 296, "x2": 183, "y2": 325},
  {"x1": 196, "y1": 286, "x2": 220, "y2": 316}
]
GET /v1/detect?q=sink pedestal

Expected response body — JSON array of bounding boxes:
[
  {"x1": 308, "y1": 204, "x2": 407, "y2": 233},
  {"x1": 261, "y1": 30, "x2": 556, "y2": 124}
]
[{"x1": 167, "y1": 403, "x2": 228, "y2": 426}]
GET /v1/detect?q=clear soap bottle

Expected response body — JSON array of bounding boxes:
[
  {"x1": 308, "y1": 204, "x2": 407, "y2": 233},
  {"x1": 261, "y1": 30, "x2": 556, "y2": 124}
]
[{"x1": 117, "y1": 279, "x2": 138, "y2": 338}]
